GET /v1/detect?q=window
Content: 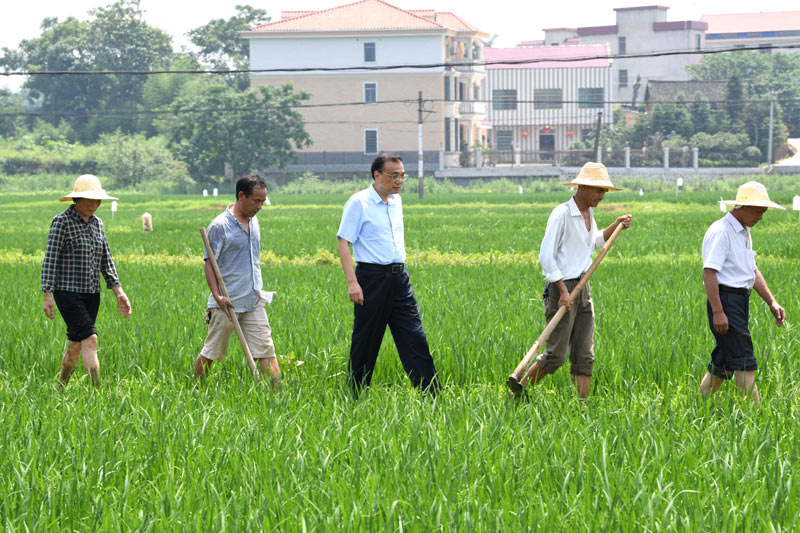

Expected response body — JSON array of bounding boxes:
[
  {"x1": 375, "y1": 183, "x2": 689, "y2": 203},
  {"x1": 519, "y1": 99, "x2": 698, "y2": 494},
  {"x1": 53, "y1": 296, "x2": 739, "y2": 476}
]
[
  {"x1": 364, "y1": 129, "x2": 378, "y2": 154},
  {"x1": 444, "y1": 118, "x2": 451, "y2": 151},
  {"x1": 492, "y1": 89, "x2": 517, "y2": 110},
  {"x1": 619, "y1": 70, "x2": 628, "y2": 88},
  {"x1": 695, "y1": 34, "x2": 701, "y2": 50},
  {"x1": 496, "y1": 130, "x2": 513, "y2": 150},
  {"x1": 444, "y1": 77, "x2": 451, "y2": 101},
  {"x1": 618, "y1": 36, "x2": 626, "y2": 55},
  {"x1": 578, "y1": 88, "x2": 604, "y2": 108},
  {"x1": 364, "y1": 82, "x2": 377, "y2": 104},
  {"x1": 364, "y1": 42, "x2": 376, "y2": 62},
  {"x1": 534, "y1": 89, "x2": 563, "y2": 109}
]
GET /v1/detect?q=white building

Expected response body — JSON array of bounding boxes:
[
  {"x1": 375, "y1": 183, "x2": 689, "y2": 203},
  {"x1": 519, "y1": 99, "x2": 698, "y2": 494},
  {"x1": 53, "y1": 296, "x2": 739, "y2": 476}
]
[
  {"x1": 484, "y1": 45, "x2": 613, "y2": 160},
  {"x1": 530, "y1": 6, "x2": 707, "y2": 105},
  {"x1": 242, "y1": 0, "x2": 489, "y2": 172}
]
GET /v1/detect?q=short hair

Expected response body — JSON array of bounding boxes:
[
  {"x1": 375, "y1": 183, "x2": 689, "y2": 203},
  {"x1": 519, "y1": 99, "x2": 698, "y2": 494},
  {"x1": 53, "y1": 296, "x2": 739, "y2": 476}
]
[
  {"x1": 370, "y1": 153, "x2": 403, "y2": 179},
  {"x1": 236, "y1": 174, "x2": 267, "y2": 198}
]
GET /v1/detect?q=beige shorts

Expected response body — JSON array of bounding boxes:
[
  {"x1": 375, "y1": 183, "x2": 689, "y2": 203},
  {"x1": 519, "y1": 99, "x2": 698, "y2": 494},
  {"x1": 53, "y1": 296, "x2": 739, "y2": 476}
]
[
  {"x1": 536, "y1": 278, "x2": 595, "y2": 376},
  {"x1": 200, "y1": 305, "x2": 276, "y2": 361}
]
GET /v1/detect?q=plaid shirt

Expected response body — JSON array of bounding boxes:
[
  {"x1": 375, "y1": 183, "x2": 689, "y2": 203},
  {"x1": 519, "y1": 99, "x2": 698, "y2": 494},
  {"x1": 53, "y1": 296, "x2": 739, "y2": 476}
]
[{"x1": 41, "y1": 205, "x2": 120, "y2": 293}]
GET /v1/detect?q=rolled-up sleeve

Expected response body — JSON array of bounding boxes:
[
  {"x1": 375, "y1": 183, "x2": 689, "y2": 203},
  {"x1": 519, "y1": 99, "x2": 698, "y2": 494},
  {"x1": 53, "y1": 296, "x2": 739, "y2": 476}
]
[
  {"x1": 539, "y1": 207, "x2": 566, "y2": 283},
  {"x1": 593, "y1": 229, "x2": 605, "y2": 249},
  {"x1": 702, "y1": 230, "x2": 728, "y2": 272},
  {"x1": 337, "y1": 197, "x2": 362, "y2": 244},
  {"x1": 203, "y1": 223, "x2": 226, "y2": 261}
]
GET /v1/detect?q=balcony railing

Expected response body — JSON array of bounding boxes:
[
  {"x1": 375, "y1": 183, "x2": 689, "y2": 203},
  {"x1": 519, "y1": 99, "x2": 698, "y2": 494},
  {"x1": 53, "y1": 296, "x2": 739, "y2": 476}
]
[{"x1": 457, "y1": 101, "x2": 486, "y2": 116}]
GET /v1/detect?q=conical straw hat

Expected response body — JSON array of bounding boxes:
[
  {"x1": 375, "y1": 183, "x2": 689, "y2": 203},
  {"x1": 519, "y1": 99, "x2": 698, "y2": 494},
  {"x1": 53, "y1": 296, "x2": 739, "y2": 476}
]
[
  {"x1": 59, "y1": 174, "x2": 118, "y2": 202},
  {"x1": 720, "y1": 181, "x2": 784, "y2": 210},
  {"x1": 564, "y1": 162, "x2": 622, "y2": 191}
]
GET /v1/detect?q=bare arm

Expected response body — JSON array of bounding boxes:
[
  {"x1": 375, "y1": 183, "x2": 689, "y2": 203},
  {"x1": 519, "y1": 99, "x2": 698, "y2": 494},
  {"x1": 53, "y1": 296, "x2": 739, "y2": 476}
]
[
  {"x1": 204, "y1": 259, "x2": 233, "y2": 318},
  {"x1": 703, "y1": 268, "x2": 728, "y2": 335},
  {"x1": 337, "y1": 238, "x2": 363, "y2": 305},
  {"x1": 753, "y1": 270, "x2": 786, "y2": 327}
]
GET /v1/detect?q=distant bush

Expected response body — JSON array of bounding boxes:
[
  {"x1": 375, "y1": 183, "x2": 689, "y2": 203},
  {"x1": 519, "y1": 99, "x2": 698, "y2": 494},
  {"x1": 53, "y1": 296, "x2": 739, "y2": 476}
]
[{"x1": 94, "y1": 131, "x2": 194, "y2": 192}]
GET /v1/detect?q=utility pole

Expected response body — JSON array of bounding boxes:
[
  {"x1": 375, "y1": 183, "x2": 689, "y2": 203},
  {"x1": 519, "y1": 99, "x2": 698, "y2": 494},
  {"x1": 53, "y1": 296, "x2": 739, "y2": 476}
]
[
  {"x1": 418, "y1": 91, "x2": 424, "y2": 199},
  {"x1": 767, "y1": 92, "x2": 775, "y2": 166},
  {"x1": 593, "y1": 111, "x2": 603, "y2": 163}
]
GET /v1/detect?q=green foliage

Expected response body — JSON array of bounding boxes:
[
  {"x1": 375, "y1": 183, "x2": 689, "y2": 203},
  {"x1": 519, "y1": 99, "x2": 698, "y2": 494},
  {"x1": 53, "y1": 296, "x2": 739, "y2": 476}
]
[
  {"x1": 0, "y1": 88, "x2": 24, "y2": 138},
  {"x1": 6, "y1": 0, "x2": 173, "y2": 142},
  {"x1": 650, "y1": 93, "x2": 693, "y2": 138},
  {"x1": 187, "y1": 4, "x2": 270, "y2": 89},
  {"x1": 94, "y1": 131, "x2": 193, "y2": 191},
  {"x1": 159, "y1": 80, "x2": 311, "y2": 181}
]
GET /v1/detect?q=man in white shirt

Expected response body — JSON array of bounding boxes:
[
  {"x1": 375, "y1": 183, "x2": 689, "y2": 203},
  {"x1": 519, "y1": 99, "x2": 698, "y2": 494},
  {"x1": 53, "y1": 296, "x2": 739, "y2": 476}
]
[
  {"x1": 699, "y1": 181, "x2": 786, "y2": 404},
  {"x1": 519, "y1": 162, "x2": 631, "y2": 399}
]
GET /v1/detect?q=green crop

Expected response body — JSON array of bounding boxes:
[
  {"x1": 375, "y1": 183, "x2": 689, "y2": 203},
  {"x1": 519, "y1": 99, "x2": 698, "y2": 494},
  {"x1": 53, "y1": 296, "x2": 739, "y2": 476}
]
[{"x1": 1, "y1": 186, "x2": 799, "y2": 531}]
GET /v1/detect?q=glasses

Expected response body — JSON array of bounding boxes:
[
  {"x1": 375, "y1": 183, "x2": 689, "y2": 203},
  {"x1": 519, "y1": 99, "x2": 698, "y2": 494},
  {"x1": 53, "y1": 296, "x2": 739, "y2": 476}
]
[{"x1": 380, "y1": 171, "x2": 406, "y2": 181}]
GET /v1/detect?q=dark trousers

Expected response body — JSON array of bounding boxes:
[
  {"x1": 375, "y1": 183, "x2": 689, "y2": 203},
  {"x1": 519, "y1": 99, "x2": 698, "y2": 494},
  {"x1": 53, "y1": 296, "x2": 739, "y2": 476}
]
[
  {"x1": 349, "y1": 265, "x2": 439, "y2": 396},
  {"x1": 707, "y1": 286, "x2": 756, "y2": 379}
]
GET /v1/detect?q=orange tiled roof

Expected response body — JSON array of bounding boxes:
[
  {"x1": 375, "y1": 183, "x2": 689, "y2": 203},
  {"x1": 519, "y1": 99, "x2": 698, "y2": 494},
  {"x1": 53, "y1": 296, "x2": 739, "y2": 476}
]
[
  {"x1": 252, "y1": 0, "x2": 479, "y2": 32},
  {"x1": 701, "y1": 11, "x2": 800, "y2": 34}
]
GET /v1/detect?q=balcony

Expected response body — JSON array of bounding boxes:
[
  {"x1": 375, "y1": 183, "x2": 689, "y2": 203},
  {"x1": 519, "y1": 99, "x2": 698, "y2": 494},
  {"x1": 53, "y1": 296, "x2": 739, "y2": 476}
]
[
  {"x1": 450, "y1": 60, "x2": 484, "y2": 75},
  {"x1": 457, "y1": 101, "x2": 486, "y2": 117}
]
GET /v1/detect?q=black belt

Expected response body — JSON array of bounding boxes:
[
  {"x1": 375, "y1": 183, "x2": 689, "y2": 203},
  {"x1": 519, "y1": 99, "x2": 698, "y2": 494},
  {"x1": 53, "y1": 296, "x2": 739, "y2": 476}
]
[
  {"x1": 719, "y1": 285, "x2": 751, "y2": 296},
  {"x1": 563, "y1": 272, "x2": 585, "y2": 283},
  {"x1": 357, "y1": 262, "x2": 405, "y2": 274}
]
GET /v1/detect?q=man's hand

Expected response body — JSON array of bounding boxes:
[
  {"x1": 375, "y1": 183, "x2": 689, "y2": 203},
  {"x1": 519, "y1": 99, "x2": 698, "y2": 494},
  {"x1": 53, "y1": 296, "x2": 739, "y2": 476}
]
[
  {"x1": 770, "y1": 301, "x2": 786, "y2": 327},
  {"x1": 348, "y1": 280, "x2": 364, "y2": 305},
  {"x1": 616, "y1": 214, "x2": 632, "y2": 230},
  {"x1": 215, "y1": 295, "x2": 234, "y2": 320},
  {"x1": 712, "y1": 309, "x2": 729, "y2": 335},
  {"x1": 558, "y1": 289, "x2": 572, "y2": 310},
  {"x1": 43, "y1": 292, "x2": 55, "y2": 320}
]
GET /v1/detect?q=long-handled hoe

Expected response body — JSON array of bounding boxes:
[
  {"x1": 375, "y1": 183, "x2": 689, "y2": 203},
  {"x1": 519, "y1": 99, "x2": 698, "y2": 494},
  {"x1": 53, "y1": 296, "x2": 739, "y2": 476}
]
[{"x1": 507, "y1": 223, "x2": 625, "y2": 396}]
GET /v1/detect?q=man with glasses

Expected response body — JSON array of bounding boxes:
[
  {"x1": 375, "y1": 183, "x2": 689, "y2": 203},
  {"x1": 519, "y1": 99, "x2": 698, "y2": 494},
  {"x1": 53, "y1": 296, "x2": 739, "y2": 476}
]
[{"x1": 336, "y1": 153, "x2": 440, "y2": 397}]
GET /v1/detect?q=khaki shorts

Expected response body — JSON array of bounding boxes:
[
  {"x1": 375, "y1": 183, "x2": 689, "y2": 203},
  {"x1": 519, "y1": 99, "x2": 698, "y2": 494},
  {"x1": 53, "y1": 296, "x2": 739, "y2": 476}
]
[
  {"x1": 200, "y1": 305, "x2": 276, "y2": 361},
  {"x1": 536, "y1": 278, "x2": 595, "y2": 376}
]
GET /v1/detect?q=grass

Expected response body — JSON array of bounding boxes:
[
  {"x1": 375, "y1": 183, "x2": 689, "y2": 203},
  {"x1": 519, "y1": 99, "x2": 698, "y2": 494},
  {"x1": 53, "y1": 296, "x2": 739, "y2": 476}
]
[{"x1": 1, "y1": 184, "x2": 799, "y2": 530}]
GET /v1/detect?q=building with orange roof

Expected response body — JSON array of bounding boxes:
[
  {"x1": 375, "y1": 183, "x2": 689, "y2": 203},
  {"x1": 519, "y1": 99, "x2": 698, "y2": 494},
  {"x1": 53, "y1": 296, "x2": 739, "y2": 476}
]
[{"x1": 242, "y1": 0, "x2": 489, "y2": 173}]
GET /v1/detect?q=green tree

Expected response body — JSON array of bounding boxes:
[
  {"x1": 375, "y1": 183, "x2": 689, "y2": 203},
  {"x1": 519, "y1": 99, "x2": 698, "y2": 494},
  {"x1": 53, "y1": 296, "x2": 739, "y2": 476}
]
[
  {"x1": 689, "y1": 91, "x2": 712, "y2": 135},
  {"x1": 4, "y1": 1, "x2": 173, "y2": 141},
  {"x1": 159, "y1": 80, "x2": 311, "y2": 181},
  {"x1": 188, "y1": 5, "x2": 269, "y2": 89},
  {"x1": 725, "y1": 73, "x2": 744, "y2": 126},
  {"x1": 0, "y1": 88, "x2": 24, "y2": 137},
  {"x1": 650, "y1": 93, "x2": 693, "y2": 139}
]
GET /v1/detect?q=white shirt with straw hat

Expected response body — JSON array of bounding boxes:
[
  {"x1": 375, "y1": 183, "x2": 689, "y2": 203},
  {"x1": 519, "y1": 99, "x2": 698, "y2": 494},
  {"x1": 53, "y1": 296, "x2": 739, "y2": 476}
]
[{"x1": 703, "y1": 181, "x2": 785, "y2": 290}]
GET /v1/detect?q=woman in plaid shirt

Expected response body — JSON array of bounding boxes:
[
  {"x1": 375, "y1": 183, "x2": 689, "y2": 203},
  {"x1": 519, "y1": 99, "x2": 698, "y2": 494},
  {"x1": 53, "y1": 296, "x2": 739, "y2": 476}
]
[{"x1": 41, "y1": 175, "x2": 131, "y2": 387}]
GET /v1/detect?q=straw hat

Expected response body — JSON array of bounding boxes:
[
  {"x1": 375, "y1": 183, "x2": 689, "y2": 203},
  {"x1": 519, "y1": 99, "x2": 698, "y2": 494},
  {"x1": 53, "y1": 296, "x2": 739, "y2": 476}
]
[
  {"x1": 720, "y1": 181, "x2": 784, "y2": 210},
  {"x1": 59, "y1": 174, "x2": 118, "y2": 202},
  {"x1": 564, "y1": 162, "x2": 622, "y2": 191}
]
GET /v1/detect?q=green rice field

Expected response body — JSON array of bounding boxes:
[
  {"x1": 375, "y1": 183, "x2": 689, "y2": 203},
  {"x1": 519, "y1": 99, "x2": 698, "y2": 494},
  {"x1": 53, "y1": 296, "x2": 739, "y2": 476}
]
[{"x1": 1, "y1": 180, "x2": 799, "y2": 530}]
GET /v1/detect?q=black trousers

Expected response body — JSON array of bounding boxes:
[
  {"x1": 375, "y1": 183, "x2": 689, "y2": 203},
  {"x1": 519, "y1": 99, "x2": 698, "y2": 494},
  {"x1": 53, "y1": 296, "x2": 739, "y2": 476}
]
[
  {"x1": 349, "y1": 265, "x2": 439, "y2": 395},
  {"x1": 707, "y1": 285, "x2": 756, "y2": 379}
]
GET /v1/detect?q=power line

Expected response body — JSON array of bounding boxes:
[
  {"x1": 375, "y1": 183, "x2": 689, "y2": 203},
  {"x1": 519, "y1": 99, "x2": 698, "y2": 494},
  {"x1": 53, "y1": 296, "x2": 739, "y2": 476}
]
[{"x1": 3, "y1": 42, "x2": 800, "y2": 77}]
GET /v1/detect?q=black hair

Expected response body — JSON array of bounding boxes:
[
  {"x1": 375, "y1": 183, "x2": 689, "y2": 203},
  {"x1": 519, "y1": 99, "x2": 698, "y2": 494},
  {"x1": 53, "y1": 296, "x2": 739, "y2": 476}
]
[
  {"x1": 370, "y1": 153, "x2": 403, "y2": 179},
  {"x1": 236, "y1": 174, "x2": 267, "y2": 198}
]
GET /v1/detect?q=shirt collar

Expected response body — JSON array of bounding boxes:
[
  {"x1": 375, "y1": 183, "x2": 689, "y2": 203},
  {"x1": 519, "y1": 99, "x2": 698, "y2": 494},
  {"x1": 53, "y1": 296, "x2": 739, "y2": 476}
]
[
  {"x1": 567, "y1": 196, "x2": 586, "y2": 217},
  {"x1": 369, "y1": 184, "x2": 397, "y2": 205},
  {"x1": 724, "y1": 212, "x2": 746, "y2": 234},
  {"x1": 225, "y1": 205, "x2": 252, "y2": 231}
]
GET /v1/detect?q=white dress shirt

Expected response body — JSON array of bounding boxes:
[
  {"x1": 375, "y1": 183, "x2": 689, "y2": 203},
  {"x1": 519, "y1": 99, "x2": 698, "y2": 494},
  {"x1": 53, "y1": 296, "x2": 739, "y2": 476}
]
[
  {"x1": 702, "y1": 212, "x2": 757, "y2": 289},
  {"x1": 539, "y1": 197, "x2": 605, "y2": 283}
]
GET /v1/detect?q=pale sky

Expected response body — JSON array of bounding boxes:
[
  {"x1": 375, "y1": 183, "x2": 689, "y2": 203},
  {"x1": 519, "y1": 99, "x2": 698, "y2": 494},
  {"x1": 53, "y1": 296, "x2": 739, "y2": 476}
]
[{"x1": 2, "y1": 0, "x2": 800, "y2": 90}]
